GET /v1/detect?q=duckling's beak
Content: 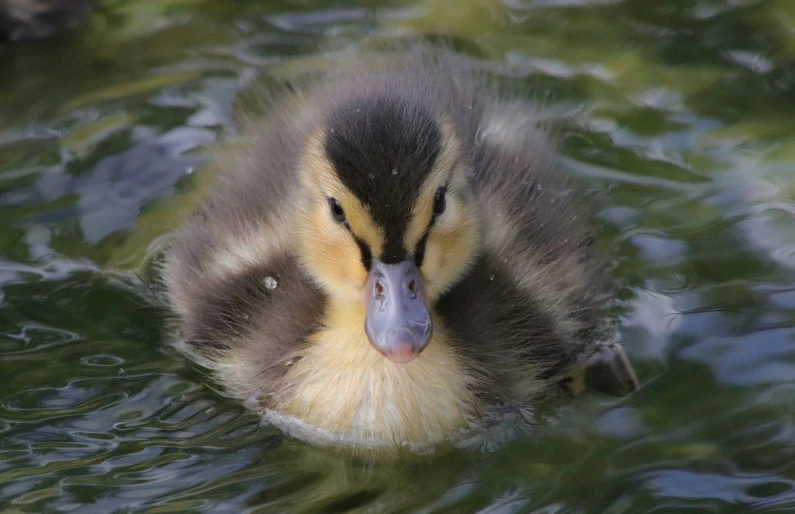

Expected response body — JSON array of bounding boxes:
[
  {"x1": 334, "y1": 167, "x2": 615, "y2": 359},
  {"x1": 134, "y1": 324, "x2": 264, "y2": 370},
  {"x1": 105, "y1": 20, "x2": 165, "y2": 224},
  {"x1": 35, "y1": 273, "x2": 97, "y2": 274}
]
[{"x1": 363, "y1": 259, "x2": 432, "y2": 363}]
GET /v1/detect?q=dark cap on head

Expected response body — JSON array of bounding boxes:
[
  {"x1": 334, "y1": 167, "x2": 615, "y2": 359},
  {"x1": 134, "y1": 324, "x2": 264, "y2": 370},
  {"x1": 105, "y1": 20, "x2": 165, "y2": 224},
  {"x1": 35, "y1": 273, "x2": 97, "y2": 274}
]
[{"x1": 324, "y1": 94, "x2": 442, "y2": 264}]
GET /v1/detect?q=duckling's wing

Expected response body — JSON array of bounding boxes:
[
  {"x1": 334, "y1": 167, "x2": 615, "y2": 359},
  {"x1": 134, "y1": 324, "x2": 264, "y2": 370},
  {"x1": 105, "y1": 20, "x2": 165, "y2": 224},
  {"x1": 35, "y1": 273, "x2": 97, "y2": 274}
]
[
  {"x1": 438, "y1": 100, "x2": 625, "y2": 401},
  {"x1": 165, "y1": 227, "x2": 326, "y2": 402},
  {"x1": 436, "y1": 254, "x2": 580, "y2": 403},
  {"x1": 161, "y1": 111, "x2": 327, "y2": 403}
]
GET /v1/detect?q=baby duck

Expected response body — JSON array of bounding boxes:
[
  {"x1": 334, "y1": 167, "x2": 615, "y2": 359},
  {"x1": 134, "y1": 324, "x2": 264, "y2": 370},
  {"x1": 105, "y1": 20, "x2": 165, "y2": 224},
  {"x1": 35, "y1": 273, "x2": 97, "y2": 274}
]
[{"x1": 162, "y1": 47, "x2": 638, "y2": 453}]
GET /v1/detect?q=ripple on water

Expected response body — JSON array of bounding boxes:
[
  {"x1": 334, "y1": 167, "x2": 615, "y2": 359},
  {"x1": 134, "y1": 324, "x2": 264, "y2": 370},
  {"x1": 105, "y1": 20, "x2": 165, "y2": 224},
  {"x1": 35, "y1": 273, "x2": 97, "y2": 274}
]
[
  {"x1": 2, "y1": 0, "x2": 795, "y2": 511},
  {"x1": 679, "y1": 328, "x2": 795, "y2": 387}
]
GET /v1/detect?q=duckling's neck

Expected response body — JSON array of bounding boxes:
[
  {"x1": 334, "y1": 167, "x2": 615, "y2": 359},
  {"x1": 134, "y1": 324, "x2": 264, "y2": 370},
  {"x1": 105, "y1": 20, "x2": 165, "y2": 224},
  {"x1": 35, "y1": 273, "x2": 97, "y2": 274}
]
[{"x1": 274, "y1": 300, "x2": 479, "y2": 449}]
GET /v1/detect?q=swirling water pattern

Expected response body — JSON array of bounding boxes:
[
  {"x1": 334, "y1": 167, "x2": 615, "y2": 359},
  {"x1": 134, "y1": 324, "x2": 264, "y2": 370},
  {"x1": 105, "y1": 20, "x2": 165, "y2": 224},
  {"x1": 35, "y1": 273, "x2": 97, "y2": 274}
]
[{"x1": 2, "y1": 0, "x2": 795, "y2": 511}]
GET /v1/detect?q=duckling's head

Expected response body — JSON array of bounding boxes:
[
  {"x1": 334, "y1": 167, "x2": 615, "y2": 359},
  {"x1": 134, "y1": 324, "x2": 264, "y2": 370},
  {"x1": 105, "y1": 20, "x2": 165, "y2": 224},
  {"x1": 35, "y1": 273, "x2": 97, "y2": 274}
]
[{"x1": 298, "y1": 92, "x2": 480, "y2": 363}]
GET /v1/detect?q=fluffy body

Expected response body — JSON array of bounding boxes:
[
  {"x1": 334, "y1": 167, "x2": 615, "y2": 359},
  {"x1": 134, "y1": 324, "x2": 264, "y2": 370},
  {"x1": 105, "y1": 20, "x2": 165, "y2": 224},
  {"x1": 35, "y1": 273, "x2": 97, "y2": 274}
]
[{"x1": 163, "y1": 46, "x2": 614, "y2": 452}]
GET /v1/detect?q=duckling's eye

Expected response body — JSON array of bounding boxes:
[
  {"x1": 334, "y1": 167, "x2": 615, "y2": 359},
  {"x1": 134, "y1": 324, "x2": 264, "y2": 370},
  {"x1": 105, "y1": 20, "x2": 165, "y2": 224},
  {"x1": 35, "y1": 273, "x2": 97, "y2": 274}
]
[
  {"x1": 329, "y1": 198, "x2": 346, "y2": 224},
  {"x1": 433, "y1": 186, "x2": 447, "y2": 216}
]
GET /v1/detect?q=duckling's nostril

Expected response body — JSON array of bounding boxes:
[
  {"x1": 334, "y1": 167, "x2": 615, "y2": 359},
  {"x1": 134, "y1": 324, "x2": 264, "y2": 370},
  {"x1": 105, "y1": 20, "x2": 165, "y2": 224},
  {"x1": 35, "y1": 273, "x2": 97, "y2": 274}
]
[
  {"x1": 407, "y1": 280, "x2": 418, "y2": 293},
  {"x1": 375, "y1": 281, "x2": 385, "y2": 297}
]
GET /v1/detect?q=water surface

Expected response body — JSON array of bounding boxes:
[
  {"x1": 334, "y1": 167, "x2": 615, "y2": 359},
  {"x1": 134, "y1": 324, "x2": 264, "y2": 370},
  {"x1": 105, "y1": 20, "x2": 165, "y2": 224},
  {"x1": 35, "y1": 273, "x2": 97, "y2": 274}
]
[{"x1": 2, "y1": 0, "x2": 795, "y2": 511}]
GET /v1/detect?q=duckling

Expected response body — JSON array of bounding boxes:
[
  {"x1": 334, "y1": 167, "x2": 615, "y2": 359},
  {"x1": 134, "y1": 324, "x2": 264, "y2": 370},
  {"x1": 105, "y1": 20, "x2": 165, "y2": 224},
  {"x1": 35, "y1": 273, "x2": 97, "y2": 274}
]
[{"x1": 162, "y1": 46, "x2": 638, "y2": 453}]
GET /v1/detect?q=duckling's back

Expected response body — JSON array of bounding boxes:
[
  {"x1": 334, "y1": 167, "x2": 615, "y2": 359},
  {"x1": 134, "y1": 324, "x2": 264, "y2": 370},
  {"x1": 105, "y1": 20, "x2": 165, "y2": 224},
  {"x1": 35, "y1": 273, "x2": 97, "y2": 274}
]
[{"x1": 439, "y1": 98, "x2": 613, "y2": 403}]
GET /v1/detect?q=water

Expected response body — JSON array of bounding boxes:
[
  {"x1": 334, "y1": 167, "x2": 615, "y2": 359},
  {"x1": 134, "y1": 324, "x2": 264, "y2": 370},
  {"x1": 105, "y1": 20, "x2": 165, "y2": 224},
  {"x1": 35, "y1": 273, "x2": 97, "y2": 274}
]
[{"x1": 2, "y1": 0, "x2": 795, "y2": 511}]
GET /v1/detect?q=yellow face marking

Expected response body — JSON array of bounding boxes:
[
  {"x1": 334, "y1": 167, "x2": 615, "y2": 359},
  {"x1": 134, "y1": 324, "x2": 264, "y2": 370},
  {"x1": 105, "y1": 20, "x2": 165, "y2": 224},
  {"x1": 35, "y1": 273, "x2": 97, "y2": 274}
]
[
  {"x1": 298, "y1": 122, "x2": 481, "y2": 304},
  {"x1": 298, "y1": 131, "x2": 385, "y2": 301},
  {"x1": 420, "y1": 205, "x2": 480, "y2": 300},
  {"x1": 403, "y1": 121, "x2": 481, "y2": 300},
  {"x1": 403, "y1": 120, "x2": 461, "y2": 249}
]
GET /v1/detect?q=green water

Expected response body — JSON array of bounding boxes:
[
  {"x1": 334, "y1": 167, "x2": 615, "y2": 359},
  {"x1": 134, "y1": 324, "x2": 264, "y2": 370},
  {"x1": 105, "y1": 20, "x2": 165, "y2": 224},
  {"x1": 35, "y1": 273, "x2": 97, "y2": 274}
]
[{"x1": 2, "y1": 0, "x2": 795, "y2": 511}]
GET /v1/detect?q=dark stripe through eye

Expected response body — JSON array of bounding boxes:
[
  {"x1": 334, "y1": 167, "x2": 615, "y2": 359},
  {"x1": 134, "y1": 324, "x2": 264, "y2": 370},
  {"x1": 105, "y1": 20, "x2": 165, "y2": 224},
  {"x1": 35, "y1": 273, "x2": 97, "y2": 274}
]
[
  {"x1": 330, "y1": 199, "x2": 371, "y2": 270},
  {"x1": 433, "y1": 186, "x2": 447, "y2": 215},
  {"x1": 353, "y1": 235, "x2": 372, "y2": 271},
  {"x1": 415, "y1": 232, "x2": 429, "y2": 266},
  {"x1": 416, "y1": 184, "x2": 448, "y2": 266}
]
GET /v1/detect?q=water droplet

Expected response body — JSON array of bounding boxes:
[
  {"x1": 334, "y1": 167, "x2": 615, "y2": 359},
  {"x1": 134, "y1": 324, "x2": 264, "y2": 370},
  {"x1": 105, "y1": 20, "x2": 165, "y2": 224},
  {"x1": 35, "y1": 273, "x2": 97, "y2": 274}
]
[
  {"x1": 369, "y1": 173, "x2": 375, "y2": 179},
  {"x1": 118, "y1": 368, "x2": 126, "y2": 376},
  {"x1": 391, "y1": 168, "x2": 397, "y2": 175},
  {"x1": 263, "y1": 276, "x2": 278, "y2": 289},
  {"x1": 330, "y1": 128, "x2": 335, "y2": 133},
  {"x1": 185, "y1": 166, "x2": 194, "y2": 174},
  {"x1": 489, "y1": 275, "x2": 495, "y2": 281}
]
